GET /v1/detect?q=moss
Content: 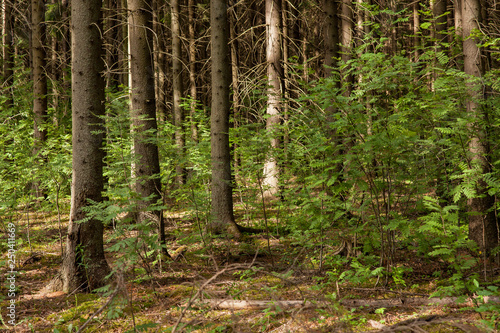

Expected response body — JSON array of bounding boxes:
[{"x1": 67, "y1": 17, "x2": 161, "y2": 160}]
[
  {"x1": 165, "y1": 284, "x2": 196, "y2": 298},
  {"x1": 49, "y1": 297, "x2": 101, "y2": 325}
]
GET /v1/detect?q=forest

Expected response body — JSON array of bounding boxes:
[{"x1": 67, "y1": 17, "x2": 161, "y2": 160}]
[{"x1": 1, "y1": 0, "x2": 500, "y2": 331}]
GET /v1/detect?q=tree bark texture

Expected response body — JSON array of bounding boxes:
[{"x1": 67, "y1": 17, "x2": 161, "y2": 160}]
[
  {"x1": 188, "y1": 0, "x2": 198, "y2": 142},
  {"x1": 432, "y1": 0, "x2": 448, "y2": 43},
  {"x1": 119, "y1": 0, "x2": 129, "y2": 87},
  {"x1": 128, "y1": 0, "x2": 167, "y2": 253},
  {"x1": 263, "y1": 0, "x2": 282, "y2": 199},
  {"x1": 171, "y1": 0, "x2": 185, "y2": 185},
  {"x1": 323, "y1": 0, "x2": 339, "y2": 79},
  {"x1": 229, "y1": 0, "x2": 240, "y2": 170},
  {"x1": 462, "y1": 0, "x2": 498, "y2": 254},
  {"x1": 341, "y1": 0, "x2": 354, "y2": 89},
  {"x1": 62, "y1": 0, "x2": 110, "y2": 293},
  {"x1": 210, "y1": 0, "x2": 241, "y2": 238},
  {"x1": 32, "y1": 0, "x2": 48, "y2": 199},
  {"x1": 3, "y1": 0, "x2": 14, "y2": 107},
  {"x1": 454, "y1": 0, "x2": 463, "y2": 33},
  {"x1": 153, "y1": 0, "x2": 167, "y2": 120}
]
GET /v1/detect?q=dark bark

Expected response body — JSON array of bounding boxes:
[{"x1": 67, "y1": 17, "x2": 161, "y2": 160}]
[
  {"x1": 188, "y1": 0, "x2": 198, "y2": 142},
  {"x1": 153, "y1": 0, "x2": 167, "y2": 120},
  {"x1": 119, "y1": 0, "x2": 129, "y2": 87},
  {"x1": 61, "y1": 0, "x2": 110, "y2": 293},
  {"x1": 128, "y1": 0, "x2": 169, "y2": 257},
  {"x1": 323, "y1": 0, "x2": 339, "y2": 78},
  {"x1": 171, "y1": 0, "x2": 186, "y2": 185},
  {"x1": 104, "y1": 0, "x2": 121, "y2": 89},
  {"x1": 32, "y1": 0, "x2": 48, "y2": 199},
  {"x1": 3, "y1": 0, "x2": 14, "y2": 107},
  {"x1": 341, "y1": 0, "x2": 354, "y2": 91},
  {"x1": 210, "y1": 0, "x2": 241, "y2": 238}
]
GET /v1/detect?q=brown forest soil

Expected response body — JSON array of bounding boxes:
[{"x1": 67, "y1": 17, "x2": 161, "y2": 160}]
[{"x1": 0, "y1": 208, "x2": 498, "y2": 332}]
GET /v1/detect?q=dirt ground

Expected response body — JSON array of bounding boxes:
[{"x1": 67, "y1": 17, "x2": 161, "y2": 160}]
[{"x1": 1, "y1": 210, "x2": 498, "y2": 332}]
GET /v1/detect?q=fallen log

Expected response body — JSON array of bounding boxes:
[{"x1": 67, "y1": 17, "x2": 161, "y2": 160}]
[{"x1": 190, "y1": 296, "x2": 500, "y2": 310}]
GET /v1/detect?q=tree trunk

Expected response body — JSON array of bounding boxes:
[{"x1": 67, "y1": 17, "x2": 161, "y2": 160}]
[
  {"x1": 323, "y1": 0, "x2": 344, "y2": 186},
  {"x1": 210, "y1": 0, "x2": 241, "y2": 238},
  {"x1": 229, "y1": 0, "x2": 240, "y2": 171},
  {"x1": 324, "y1": 0, "x2": 339, "y2": 78},
  {"x1": 462, "y1": 0, "x2": 498, "y2": 254},
  {"x1": 455, "y1": 0, "x2": 463, "y2": 29},
  {"x1": 263, "y1": 0, "x2": 282, "y2": 199},
  {"x1": 32, "y1": 0, "x2": 48, "y2": 199},
  {"x1": 153, "y1": 0, "x2": 167, "y2": 120},
  {"x1": 188, "y1": 0, "x2": 198, "y2": 142},
  {"x1": 61, "y1": 0, "x2": 71, "y2": 116},
  {"x1": 413, "y1": 2, "x2": 421, "y2": 62},
  {"x1": 282, "y1": 0, "x2": 291, "y2": 164},
  {"x1": 341, "y1": 0, "x2": 354, "y2": 91},
  {"x1": 49, "y1": 0, "x2": 60, "y2": 117},
  {"x1": 3, "y1": 0, "x2": 14, "y2": 107},
  {"x1": 128, "y1": 0, "x2": 169, "y2": 256},
  {"x1": 61, "y1": 0, "x2": 110, "y2": 293},
  {"x1": 171, "y1": 0, "x2": 185, "y2": 185},
  {"x1": 119, "y1": 0, "x2": 129, "y2": 87},
  {"x1": 104, "y1": 0, "x2": 121, "y2": 89}
]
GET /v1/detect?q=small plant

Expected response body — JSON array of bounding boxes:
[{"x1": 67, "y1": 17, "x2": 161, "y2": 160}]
[{"x1": 474, "y1": 285, "x2": 500, "y2": 331}]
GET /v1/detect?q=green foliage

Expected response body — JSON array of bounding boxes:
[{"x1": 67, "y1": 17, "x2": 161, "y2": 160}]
[
  {"x1": 6, "y1": 3, "x2": 500, "y2": 331},
  {"x1": 275, "y1": 9, "x2": 500, "y2": 299}
]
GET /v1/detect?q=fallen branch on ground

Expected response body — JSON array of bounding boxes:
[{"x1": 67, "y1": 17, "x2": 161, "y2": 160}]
[{"x1": 189, "y1": 295, "x2": 500, "y2": 310}]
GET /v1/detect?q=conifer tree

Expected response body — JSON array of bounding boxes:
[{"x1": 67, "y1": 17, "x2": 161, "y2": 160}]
[{"x1": 60, "y1": 0, "x2": 110, "y2": 292}]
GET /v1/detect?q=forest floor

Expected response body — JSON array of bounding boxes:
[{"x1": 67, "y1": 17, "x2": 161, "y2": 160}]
[{"x1": 1, "y1": 206, "x2": 499, "y2": 332}]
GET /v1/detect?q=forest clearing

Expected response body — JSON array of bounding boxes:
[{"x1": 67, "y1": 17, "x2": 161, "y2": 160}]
[{"x1": 0, "y1": 0, "x2": 500, "y2": 331}]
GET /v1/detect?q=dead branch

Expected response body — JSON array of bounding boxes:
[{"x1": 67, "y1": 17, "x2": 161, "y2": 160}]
[{"x1": 190, "y1": 295, "x2": 500, "y2": 310}]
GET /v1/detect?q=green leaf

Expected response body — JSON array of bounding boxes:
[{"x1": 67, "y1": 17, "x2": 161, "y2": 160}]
[{"x1": 420, "y1": 22, "x2": 432, "y2": 30}]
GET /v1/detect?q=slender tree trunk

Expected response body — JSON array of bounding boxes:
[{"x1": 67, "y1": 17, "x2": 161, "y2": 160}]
[
  {"x1": 188, "y1": 0, "x2": 198, "y2": 142},
  {"x1": 128, "y1": 0, "x2": 169, "y2": 256},
  {"x1": 3, "y1": 0, "x2": 13, "y2": 107},
  {"x1": 340, "y1": 0, "x2": 355, "y2": 167},
  {"x1": 210, "y1": 0, "x2": 241, "y2": 238},
  {"x1": 263, "y1": 0, "x2": 282, "y2": 199},
  {"x1": 454, "y1": 0, "x2": 462, "y2": 34},
  {"x1": 171, "y1": 0, "x2": 185, "y2": 185},
  {"x1": 119, "y1": 0, "x2": 129, "y2": 87},
  {"x1": 49, "y1": 0, "x2": 60, "y2": 117},
  {"x1": 229, "y1": 0, "x2": 240, "y2": 170},
  {"x1": 153, "y1": 0, "x2": 167, "y2": 120},
  {"x1": 462, "y1": 0, "x2": 498, "y2": 255},
  {"x1": 60, "y1": 0, "x2": 110, "y2": 293},
  {"x1": 324, "y1": 0, "x2": 339, "y2": 83},
  {"x1": 104, "y1": 0, "x2": 121, "y2": 89},
  {"x1": 323, "y1": 0, "x2": 344, "y2": 185},
  {"x1": 413, "y1": 2, "x2": 421, "y2": 62},
  {"x1": 32, "y1": 0, "x2": 48, "y2": 199},
  {"x1": 61, "y1": 0, "x2": 71, "y2": 117},
  {"x1": 282, "y1": 0, "x2": 292, "y2": 163},
  {"x1": 341, "y1": 0, "x2": 354, "y2": 92}
]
